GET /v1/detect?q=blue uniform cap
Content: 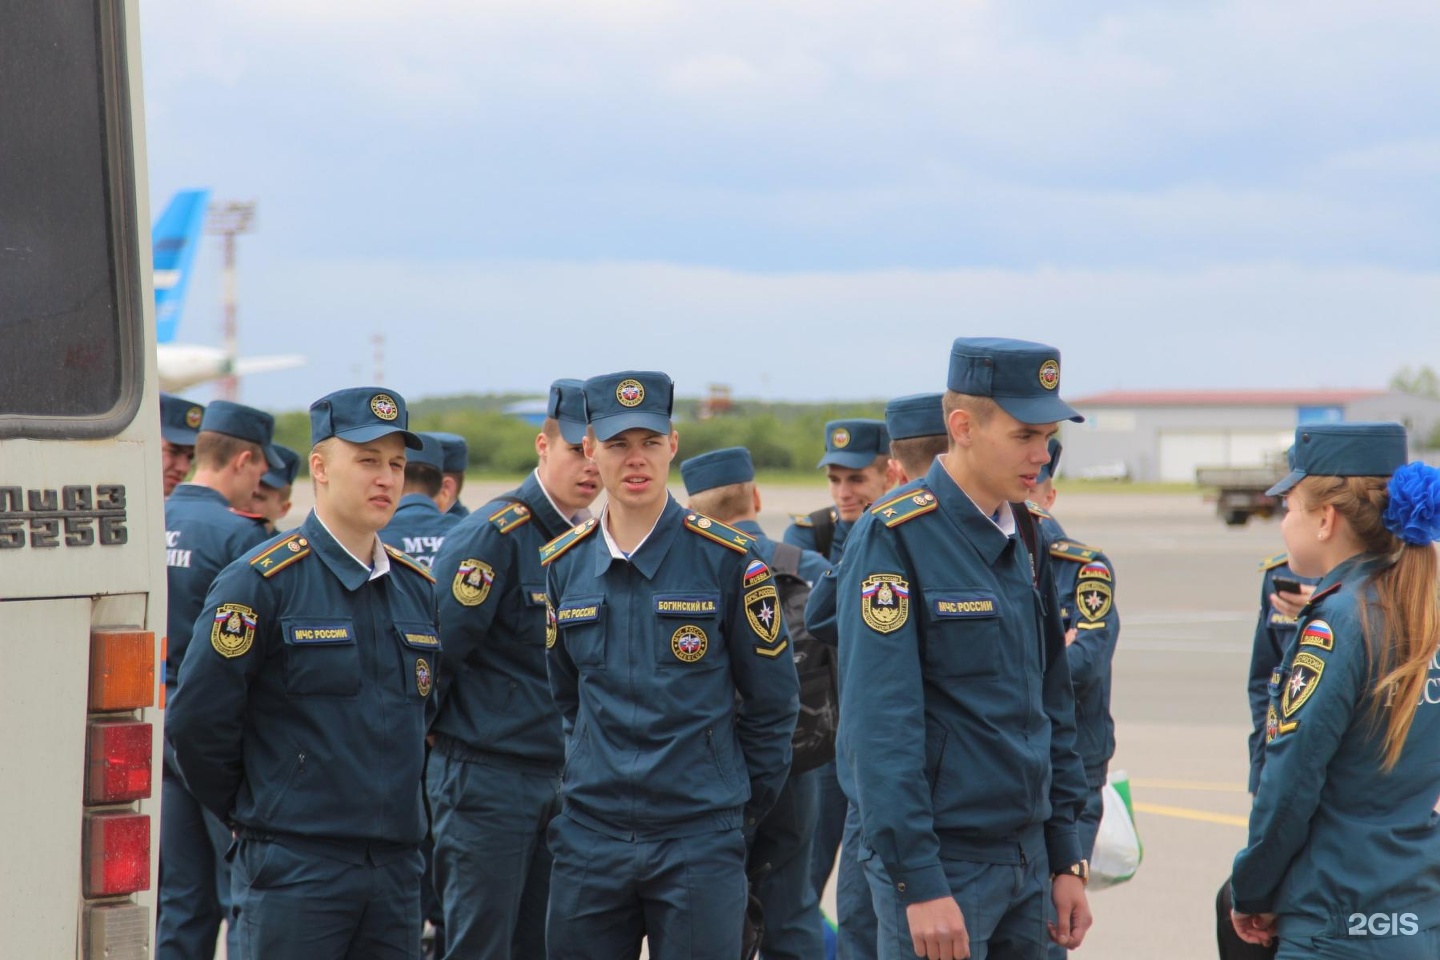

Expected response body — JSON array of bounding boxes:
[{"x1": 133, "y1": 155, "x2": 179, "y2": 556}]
[
  {"x1": 818, "y1": 419, "x2": 890, "y2": 470},
  {"x1": 582, "y1": 370, "x2": 674, "y2": 441},
  {"x1": 680, "y1": 446, "x2": 756, "y2": 495},
  {"x1": 200, "y1": 400, "x2": 286, "y2": 471},
  {"x1": 409, "y1": 433, "x2": 447, "y2": 472},
  {"x1": 160, "y1": 393, "x2": 205, "y2": 446},
  {"x1": 1037, "y1": 437, "x2": 1063, "y2": 484},
  {"x1": 261, "y1": 444, "x2": 301, "y2": 490},
  {"x1": 885, "y1": 393, "x2": 946, "y2": 441},
  {"x1": 948, "y1": 337, "x2": 1084, "y2": 425},
  {"x1": 548, "y1": 378, "x2": 589, "y2": 445},
  {"x1": 308, "y1": 386, "x2": 423, "y2": 450},
  {"x1": 426, "y1": 432, "x2": 469, "y2": 474},
  {"x1": 1266, "y1": 422, "x2": 1408, "y2": 496}
]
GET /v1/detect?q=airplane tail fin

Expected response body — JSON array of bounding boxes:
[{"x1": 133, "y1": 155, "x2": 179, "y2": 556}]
[{"x1": 152, "y1": 188, "x2": 211, "y2": 345}]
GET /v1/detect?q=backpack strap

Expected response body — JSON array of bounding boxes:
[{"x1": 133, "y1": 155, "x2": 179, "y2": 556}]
[
  {"x1": 770, "y1": 541, "x2": 803, "y2": 579},
  {"x1": 808, "y1": 507, "x2": 837, "y2": 560},
  {"x1": 1010, "y1": 500, "x2": 1040, "y2": 589}
]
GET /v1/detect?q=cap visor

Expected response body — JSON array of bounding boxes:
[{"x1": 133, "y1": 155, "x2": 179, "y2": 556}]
[
  {"x1": 262, "y1": 444, "x2": 287, "y2": 472},
  {"x1": 993, "y1": 396, "x2": 1085, "y2": 425},
  {"x1": 590, "y1": 412, "x2": 672, "y2": 441},
  {"x1": 335, "y1": 424, "x2": 425, "y2": 450},
  {"x1": 558, "y1": 417, "x2": 588, "y2": 445},
  {"x1": 1265, "y1": 470, "x2": 1304, "y2": 497},
  {"x1": 161, "y1": 426, "x2": 199, "y2": 446},
  {"x1": 818, "y1": 451, "x2": 881, "y2": 469},
  {"x1": 262, "y1": 468, "x2": 288, "y2": 489}
]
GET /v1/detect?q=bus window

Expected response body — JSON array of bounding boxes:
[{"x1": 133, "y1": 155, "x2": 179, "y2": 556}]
[{"x1": 0, "y1": 0, "x2": 143, "y2": 437}]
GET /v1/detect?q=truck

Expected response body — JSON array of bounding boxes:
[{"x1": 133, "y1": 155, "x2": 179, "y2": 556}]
[
  {"x1": 1, "y1": 1, "x2": 166, "y2": 957},
  {"x1": 1196, "y1": 459, "x2": 1290, "y2": 526}
]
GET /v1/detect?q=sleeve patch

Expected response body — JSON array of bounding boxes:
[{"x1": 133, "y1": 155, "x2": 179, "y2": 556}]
[
  {"x1": 1298, "y1": 620, "x2": 1334, "y2": 651},
  {"x1": 1075, "y1": 568, "x2": 1113, "y2": 622},
  {"x1": 1281, "y1": 651, "x2": 1325, "y2": 718},
  {"x1": 745, "y1": 585, "x2": 782, "y2": 645},
  {"x1": 211, "y1": 603, "x2": 258, "y2": 658},
  {"x1": 743, "y1": 559, "x2": 772, "y2": 588},
  {"x1": 860, "y1": 574, "x2": 910, "y2": 633},
  {"x1": 452, "y1": 559, "x2": 496, "y2": 607}
]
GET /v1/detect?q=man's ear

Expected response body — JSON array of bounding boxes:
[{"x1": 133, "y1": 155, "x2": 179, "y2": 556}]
[{"x1": 947, "y1": 407, "x2": 973, "y2": 448}]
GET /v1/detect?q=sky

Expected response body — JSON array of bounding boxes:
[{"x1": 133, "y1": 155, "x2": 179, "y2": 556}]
[{"x1": 139, "y1": 0, "x2": 1440, "y2": 410}]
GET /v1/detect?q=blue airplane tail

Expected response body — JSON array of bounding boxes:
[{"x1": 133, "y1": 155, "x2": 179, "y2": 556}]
[{"x1": 152, "y1": 188, "x2": 210, "y2": 345}]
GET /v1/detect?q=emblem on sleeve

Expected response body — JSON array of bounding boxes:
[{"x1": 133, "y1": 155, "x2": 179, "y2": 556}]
[
  {"x1": 1075, "y1": 566, "x2": 1112, "y2": 622},
  {"x1": 415, "y1": 658, "x2": 433, "y2": 697},
  {"x1": 211, "y1": 603, "x2": 258, "y2": 658},
  {"x1": 1039, "y1": 359, "x2": 1060, "y2": 391},
  {"x1": 1265, "y1": 703, "x2": 1278, "y2": 742},
  {"x1": 860, "y1": 574, "x2": 910, "y2": 634},
  {"x1": 452, "y1": 559, "x2": 495, "y2": 607},
  {"x1": 545, "y1": 597, "x2": 558, "y2": 649},
  {"x1": 745, "y1": 585, "x2": 782, "y2": 644},
  {"x1": 671, "y1": 625, "x2": 708, "y2": 663},
  {"x1": 370, "y1": 393, "x2": 399, "y2": 421},
  {"x1": 1299, "y1": 620, "x2": 1334, "y2": 651},
  {"x1": 743, "y1": 559, "x2": 772, "y2": 588},
  {"x1": 616, "y1": 379, "x2": 645, "y2": 407},
  {"x1": 1281, "y1": 651, "x2": 1325, "y2": 718}
]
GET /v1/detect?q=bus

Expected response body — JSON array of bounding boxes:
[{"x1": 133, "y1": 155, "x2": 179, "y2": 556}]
[{"x1": 1, "y1": 1, "x2": 166, "y2": 957}]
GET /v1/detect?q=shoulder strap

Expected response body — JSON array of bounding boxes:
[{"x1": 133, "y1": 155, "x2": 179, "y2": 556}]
[
  {"x1": 492, "y1": 493, "x2": 561, "y2": 541},
  {"x1": 1011, "y1": 501, "x2": 1040, "y2": 589},
  {"x1": 770, "y1": 541, "x2": 803, "y2": 579},
  {"x1": 808, "y1": 507, "x2": 836, "y2": 559}
]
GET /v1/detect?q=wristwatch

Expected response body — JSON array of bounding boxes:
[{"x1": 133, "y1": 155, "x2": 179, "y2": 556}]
[{"x1": 1051, "y1": 860, "x2": 1089, "y2": 887}]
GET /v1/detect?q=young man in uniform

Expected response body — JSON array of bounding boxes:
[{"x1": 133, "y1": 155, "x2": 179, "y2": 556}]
[
  {"x1": 159, "y1": 400, "x2": 285, "y2": 960},
  {"x1": 681, "y1": 446, "x2": 831, "y2": 960},
  {"x1": 168, "y1": 386, "x2": 438, "y2": 960},
  {"x1": 1027, "y1": 439, "x2": 1121, "y2": 959},
  {"x1": 380, "y1": 432, "x2": 458, "y2": 568},
  {"x1": 160, "y1": 392, "x2": 204, "y2": 497},
  {"x1": 542, "y1": 371, "x2": 799, "y2": 960},
  {"x1": 430, "y1": 432, "x2": 470, "y2": 517},
  {"x1": 426, "y1": 379, "x2": 600, "y2": 960},
  {"x1": 252, "y1": 444, "x2": 300, "y2": 532},
  {"x1": 838, "y1": 338, "x2": 1092, "y2": 960}
]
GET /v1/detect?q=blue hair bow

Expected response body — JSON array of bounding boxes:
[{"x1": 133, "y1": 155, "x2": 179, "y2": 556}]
[{"x1": 1383, "y1": 462, "x2": 1440, "y2": 546}]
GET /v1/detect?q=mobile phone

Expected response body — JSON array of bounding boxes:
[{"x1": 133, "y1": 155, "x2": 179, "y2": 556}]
[{"x1": 1272, "y1": 576, "x2": 1304, "y2": 595}]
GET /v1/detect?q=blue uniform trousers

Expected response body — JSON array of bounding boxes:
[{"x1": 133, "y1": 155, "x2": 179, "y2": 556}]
[
  {"x1": 866, "y1": 831, "x2": 1049, "y2": 960},
  {"x1": 426, "y1": 747, "x2": 559, "y2": 960},
  {"x1": 751, "y1": 767, "x2": 824, "y2": 960},
  {"x1": 1045, "y1": 786, "x2": 1103, "y2": 959},
  {"x1": 1276, "y1": 928, "x2": 1440, "y2": 959},
  {"x1": 807, "y1": 760, "x2": 847, "y2": 900},
  {"x1": 157, "y1": 753, "x2": 236, "y2": 960},
  {"x1": 837, "y1": 803, "x2": 878, "y2": 959},
  {"x1": 231, "y1": 839, "x2": 423, "y2": 960},
  {"x1": 546, "y1": 813, "x2": 747, "y2": 960}
]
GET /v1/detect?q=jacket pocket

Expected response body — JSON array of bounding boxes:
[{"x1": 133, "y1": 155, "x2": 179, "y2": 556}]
[
  {"x1": 556, "y1": 596, "x2": 606, "y2": 668},
  {"x1": 654, "y1": 592, "x2": 724, "y2": 669},
  {"x1": 395, "y1": 621, "x2": 440, "y2": 700},
  {"x1": 921, "y1": 590, "x2": 1003, "y2": 679},
  {"x1": 282, "y1": 618, "x2": 360, "y2": 695}
]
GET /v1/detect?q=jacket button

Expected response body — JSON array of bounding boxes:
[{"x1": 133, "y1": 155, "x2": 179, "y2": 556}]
[
  {"x1": 897, "y1": 882, "x2": 906, "y2": 893},
  {"x1": 746, "y1": 817, "x2": 757, "y2": 826}
]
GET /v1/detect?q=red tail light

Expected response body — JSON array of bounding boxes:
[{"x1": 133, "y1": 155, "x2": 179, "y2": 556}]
[
  {"x1": 84, "y1": 812, "x2": 151, "y2": 897},
  {"x1": 85, "y1": 721, "x2": 153, "y2": 805}
]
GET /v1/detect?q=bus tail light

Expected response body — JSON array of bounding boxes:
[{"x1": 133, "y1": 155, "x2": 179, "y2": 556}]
[
  {"x1": 89, "y1": 630, "x2": 155, "y2": 711},
  {"x1": 83, "y1": 811, "x2": 151, "y2": 897},
  {"x1": 85, "y1": 721, "x2": 153, "y2": 804},
  {"x1": 84, "y1": 902, "x2": 150, "y2": 960}
]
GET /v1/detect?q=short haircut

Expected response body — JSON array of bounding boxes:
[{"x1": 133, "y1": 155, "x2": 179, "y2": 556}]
[
  {"x1": 195, "y1": 430, "x2": 263, "y2": 472},
  {"x1": 404, "y1": 463, "x2": 443, "y2": 498},
  {"x1": 687, "y1": 481, "x2": 754, "y2": 524},
  {"x1": 890, "y1": 435, "x2": 948, "y2": 479},
  {"x1": 541, "y1": 417, "x2": 562, "y2": 442},
  {"x1": 941, "y1": 391, "x2": 999, "y2": 428}
]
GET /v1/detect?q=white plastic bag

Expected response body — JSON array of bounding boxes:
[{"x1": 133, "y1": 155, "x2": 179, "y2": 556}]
[{"x1": 1089, "y1": 770, "x2": 1142, "y2": 891}]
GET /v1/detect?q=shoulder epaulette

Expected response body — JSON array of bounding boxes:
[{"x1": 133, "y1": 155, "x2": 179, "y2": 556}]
[
  {"x1": 487, "y1": 501, "x2": 533, "y2": 535},
  {"x1": 540, "y1": 517, "x2": 600, "y2": 567},
  {"x1": 1026, "y1": 500, "x2": 1052, "y2": 520},
  {"x1": 789, "y1": 513, "x2": 815, "y2": 528},
  {"x1": 1304, "y1": 582, "x2": 1342, "y2": 609},
  {"x1": 870, "y1": 488, "x2": 938, "y2": 527},
  {"x1": 1049, "y1": 540, "x2": 1100, "y2": 562},
  {"x1": 249, "y1": 533, "x2": 311, "y2": 578},
  {"x1": 1259, "y1": 552, "x2": 1289, "y2": 572},
  {"x1": 384, "y1": 544, "x2": 436, "y2": 582},
  {"x1": 684, "y1": 512, "x2": 753, "y2": 553}
]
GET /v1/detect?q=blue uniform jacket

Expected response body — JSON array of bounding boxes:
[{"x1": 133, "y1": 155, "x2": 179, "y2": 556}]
[
  {"x1": 836, "y1": 461, "x2": 1088, "y2": 905},
  {"x1": 164, "y1": 484, "x2": 271, "y2": 686},
  {"x1": 167, "y1": 512, "x2": 441, "y2": 852},
  {"x1": 448, "y1": 501, "x2": 470, "y2": 519},
  {"x1": 430, "y1": 472, "x2": 573, "y2": 769},
  {"x1": 379, "y1": 493, "x2": 458, "y2": 569},
  {"x1": 1232, "y1": 553, "x2": 1440, "y2": 937},
  {"x1": 733, "y1": 519, "x2": 832, "y2": 587},
  {"x1": 1036, "y1": 510, "x2": 1119, "y2": 786},
  {"x1": 1245, "y1": 553, "x2": 1320, "y2": 793},
  {"x1": 783, "y1": 508, "x2": 850, "y2": 564},
  {"x1": 544, "y1": 496, "x2": 800, "y2": 840}
]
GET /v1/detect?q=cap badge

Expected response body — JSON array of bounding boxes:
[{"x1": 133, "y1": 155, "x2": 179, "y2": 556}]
[
  {"x1": 671, "y1": 624, "x2": 708, "y2": 663},
  {"x1": 185, "y1": 406, "x2": 203, "y2": 429},
  {"x1": 1038, "y1": 360, "x2": 1060, "y2": 391},
  {"x1": 832, "y1": 428, "x2": 851, "y2": 449},
  {"x1": 370, "y1": 394, "x2": 400, "y2": 421},
  {"x1": 616, "y1": 379, "x2": 645, "y2": 407}
]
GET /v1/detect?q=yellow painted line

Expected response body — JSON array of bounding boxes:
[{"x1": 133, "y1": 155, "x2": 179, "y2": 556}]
[
  {"x1": 1130, "y1": 778, "x2": 1249, "y2": 793},
  {"x1": 1134, "y1": 802, "x2": 1248, "y2": 828}
]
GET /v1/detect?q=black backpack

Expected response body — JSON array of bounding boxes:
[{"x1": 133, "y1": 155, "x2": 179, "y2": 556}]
[{"x1": 770, "y1": 542, "x2": 838, "y2": 774}]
